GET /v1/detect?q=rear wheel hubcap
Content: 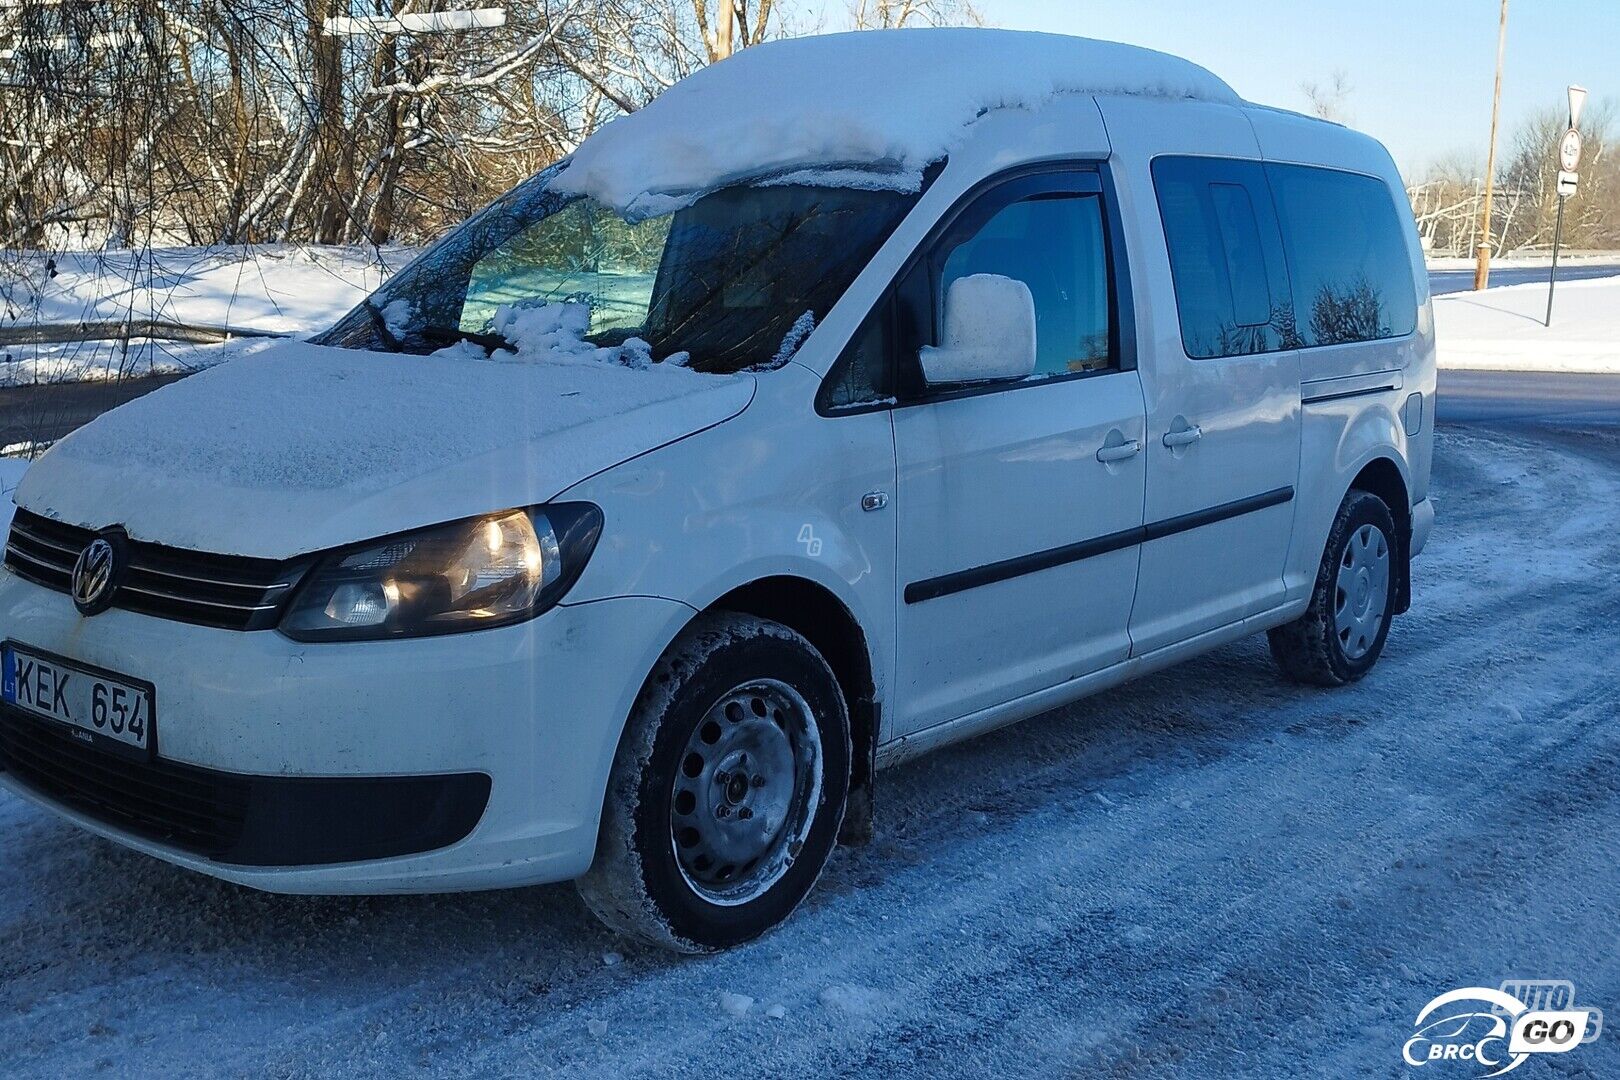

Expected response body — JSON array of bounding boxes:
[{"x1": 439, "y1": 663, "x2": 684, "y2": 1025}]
[{"x1": 1334, "y1": 523, "x2": 1390, "y2": 662}]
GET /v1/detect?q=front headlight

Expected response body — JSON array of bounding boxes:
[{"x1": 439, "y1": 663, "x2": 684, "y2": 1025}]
[{"x1": 279, "y1": 504, "x2": 602, "y2": 641}]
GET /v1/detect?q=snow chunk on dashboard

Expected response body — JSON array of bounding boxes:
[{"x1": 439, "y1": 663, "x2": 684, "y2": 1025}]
[{"x1": 556, "y1": 29, "x2": 1239, "y2": 214}]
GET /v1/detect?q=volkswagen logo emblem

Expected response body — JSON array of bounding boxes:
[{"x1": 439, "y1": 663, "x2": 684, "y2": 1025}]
[{"x1": 71, "y1": 533, "x2": 125, "y2": 616}]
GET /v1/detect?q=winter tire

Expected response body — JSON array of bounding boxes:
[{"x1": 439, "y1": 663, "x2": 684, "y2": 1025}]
[
  {"x1": 1268, "y1": 489, "x2": 1399, "y2": 687},
  {"x1": 577, "y1": 613, "x2": 851, "y2": 952}
]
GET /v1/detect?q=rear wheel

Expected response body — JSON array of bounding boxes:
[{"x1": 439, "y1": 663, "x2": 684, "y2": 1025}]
[
  {"x1": 1269, "y1": 490, "x2": 1399, "y2": 686},
  {"x1": 577, "y1": 613, "x2": 850, "y2": 952}
]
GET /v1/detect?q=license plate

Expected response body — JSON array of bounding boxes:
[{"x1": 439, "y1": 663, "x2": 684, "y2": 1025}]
[{"x1": 1, "y1": 641, "x2": 155, "y2": 759}]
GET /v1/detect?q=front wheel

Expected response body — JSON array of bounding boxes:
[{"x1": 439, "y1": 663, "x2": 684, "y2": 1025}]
[
  {"x1": 1269, "y1": 490, "x2": 1399, "y2": 686},
  {"x1": 577, "y1": 613, "x2": 851, "y2": 952}
]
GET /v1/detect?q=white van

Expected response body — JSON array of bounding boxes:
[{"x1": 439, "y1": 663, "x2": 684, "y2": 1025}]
[{"x1": 0, "y1": 30, "x2": 1434, "y2": 951}]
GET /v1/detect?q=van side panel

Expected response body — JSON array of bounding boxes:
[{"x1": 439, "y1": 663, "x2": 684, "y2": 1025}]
[{"x1": 1245, "y1": 106, "x2": 1437, "y2": 605}]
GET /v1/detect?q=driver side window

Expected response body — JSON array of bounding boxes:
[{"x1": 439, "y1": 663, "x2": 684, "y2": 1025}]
[
  {"x1": 817, "y1": 169, "x2": 1119, "y2": 414},
  {"x1": 936, "y1": 192, "x2": 1114, "y2": 379}
]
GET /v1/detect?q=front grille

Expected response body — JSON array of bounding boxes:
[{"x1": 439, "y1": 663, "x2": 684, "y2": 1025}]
[
  {"x1": 0, "y1": 706, "x2": 249, "y2": 857},
  {"x1": 4, "y1": 508, "x2": 307, "y2": 631}
]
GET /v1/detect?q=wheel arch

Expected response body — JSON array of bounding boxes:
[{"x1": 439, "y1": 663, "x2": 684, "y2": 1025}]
[
  {"x1": 1348, "y1": 455, "x2": 1412, "y2": 614},
  {"x1": 702, "y1": 575, "x2": 880, "y2": 845}
]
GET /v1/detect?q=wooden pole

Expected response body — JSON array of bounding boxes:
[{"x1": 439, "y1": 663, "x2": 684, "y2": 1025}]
[
  {"x1": 714, "y1": 1, "x2": 735, "y2": 59},
  {"x1": 1474, "y1": 0, "x2": 1509, "y2": 290}
]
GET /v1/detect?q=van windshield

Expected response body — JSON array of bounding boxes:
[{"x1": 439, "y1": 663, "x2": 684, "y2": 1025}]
[{"x1": 319, "y1": 168, "x2": 919, "y2": 375}]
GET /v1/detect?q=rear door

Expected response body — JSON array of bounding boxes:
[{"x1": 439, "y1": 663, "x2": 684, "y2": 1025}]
[{"x1": 1127, "y1": 150, "x2": 1303, "y2": 654}]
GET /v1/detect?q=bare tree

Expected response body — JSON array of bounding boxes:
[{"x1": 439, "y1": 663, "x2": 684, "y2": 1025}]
[
  {"x1": 0, "y1": 1, "x2": 801, "y2": 252},
  {"x1": 1404, "y1": 98, "x2": 1618, "y2": 256},
  {"x1": 693, "y1": 0, "x2": 778, "y2": 62},
  {"x1": 1300, "y1": 68, "x2": 1352, "y2": 124},
  {"x1": 849, "y1": 0, "x2": 982, "y2": 29}
]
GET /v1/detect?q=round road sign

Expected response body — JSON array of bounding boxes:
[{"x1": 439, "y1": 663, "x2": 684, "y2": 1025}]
[{"x1": 1559, "y1": 128, "x2": 1583, "y2": 173}]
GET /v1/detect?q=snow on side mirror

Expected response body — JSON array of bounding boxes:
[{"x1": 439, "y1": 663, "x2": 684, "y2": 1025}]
[{"x1": 919, "y1": 274, "x2": 1037, "y2": 386}]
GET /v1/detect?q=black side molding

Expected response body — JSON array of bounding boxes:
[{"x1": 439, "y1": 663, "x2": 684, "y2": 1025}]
[
  {"x1": 904, "y1": 486, "x2": 1294, "y2": 604},
  {"x1": 1140, "y1": 485, "x2": 1294, "y2": 543},
  {"x1": 1301, "y1": 380, "x2": 1401, "y2": 405}
]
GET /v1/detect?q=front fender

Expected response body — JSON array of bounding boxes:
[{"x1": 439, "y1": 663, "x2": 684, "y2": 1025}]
[{"x1": 556, "y1": 362, "x2": 897, "y2": 702}]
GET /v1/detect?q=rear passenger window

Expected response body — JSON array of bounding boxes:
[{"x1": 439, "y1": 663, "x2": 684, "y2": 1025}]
[
  {"x1": 1152, "y1": 157, "x2": 1294, "y2": 358},
  {"x1": 1209, "y1": 184, "x2": 1271, "y2": 327},
  {"x1": 1266, "y1": 163, "x2": 1418, "y2": 346},
  {"x1": 938, "y1": 193, "x2": 1113, "y2": 378}
]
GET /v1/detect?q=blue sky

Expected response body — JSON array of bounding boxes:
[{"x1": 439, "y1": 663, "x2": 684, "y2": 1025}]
[{"x1": 802, "y1": 1, "x2": 1618, "y2": 176}]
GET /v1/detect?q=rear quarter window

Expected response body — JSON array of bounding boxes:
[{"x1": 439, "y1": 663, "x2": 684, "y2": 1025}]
[
  {"x1": 1265, "y1": 163, "x2": 1418, "y2": 347},
  {"x1": 1151, "y1": 156, "x2": 1294, "y2": 359}
]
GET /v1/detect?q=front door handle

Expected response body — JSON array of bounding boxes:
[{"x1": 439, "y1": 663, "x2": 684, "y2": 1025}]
[
  {"x1": 1162, "y1": 425, "x2": 1203, "y2": 449},
  {"x1": 1095, "y1": 439, "x2": 1142, "y2": 464}
]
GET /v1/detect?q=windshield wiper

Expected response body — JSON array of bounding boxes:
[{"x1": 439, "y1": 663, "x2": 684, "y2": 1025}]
[
  {"x1": 365, "y1": 299, "x2": 405, "y2": 353},
  {"x1": 418, "y1": 325, "x2": 513, "y2": 356}
]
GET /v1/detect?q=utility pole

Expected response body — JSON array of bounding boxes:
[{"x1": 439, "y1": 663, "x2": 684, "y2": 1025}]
[{"x1": 1474, "y1": 0, "x2": 1509, "y2": 290}]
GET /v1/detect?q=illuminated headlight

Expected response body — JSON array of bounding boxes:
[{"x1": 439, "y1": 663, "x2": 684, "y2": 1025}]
[{"x1": 279, "y1": 505, "x2": 602, "y2": 641}]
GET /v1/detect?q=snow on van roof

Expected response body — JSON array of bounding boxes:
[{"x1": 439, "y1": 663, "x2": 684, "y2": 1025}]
[{"x1": 555, "y1": 29, "x2": 1241, "y2": 216}]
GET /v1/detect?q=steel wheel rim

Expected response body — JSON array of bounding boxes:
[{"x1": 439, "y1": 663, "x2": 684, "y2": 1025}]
[
  {"x1": 1334, "y1": 522, "x2": 1390, "y2": 661},
  {"x1": 669, "y1": 678, "x2": 823, "y2": 906}
]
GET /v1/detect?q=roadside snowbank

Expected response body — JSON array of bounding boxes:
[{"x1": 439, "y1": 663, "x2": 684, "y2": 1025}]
[
  {"x1": 556, "y1": 29, "x2": 1240, "y2": 216},
  {"x1": 4, "y1": 245, "x2": 406, "y2": 332},
  {"x1": 1425, "y1": 252, "x2": 1620, "y2": 270},
  {"x1": 0, "y1": 456, "x2": 25, "y2": 536},
  {"x1": 0, "y1": 245, "x2": 410, "y2": 386},
  {"x1": 1434, "y1": 274, "x2": 1620, "y2": 373}
]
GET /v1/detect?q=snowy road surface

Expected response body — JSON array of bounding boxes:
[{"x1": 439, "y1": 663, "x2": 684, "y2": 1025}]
[
  {"x1": 3, "y1": 422, "x2": 1620, "y2": 1078},
  {"x1": 1428, "y1": 260, "x2": 1620, "y2": 295},
  {"x1": 1439, "y1": 370, "x2": 1620, "y2": 425}
]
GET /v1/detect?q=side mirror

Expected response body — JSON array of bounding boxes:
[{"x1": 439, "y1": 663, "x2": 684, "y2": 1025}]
[{"x1": 918, "y1": 274, "x2": 1037, "y2": 386}]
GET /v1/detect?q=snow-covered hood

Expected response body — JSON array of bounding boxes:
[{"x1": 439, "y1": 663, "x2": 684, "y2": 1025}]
[{"x1": 16, "y1": 341, "x2": 754, "y2": 559}]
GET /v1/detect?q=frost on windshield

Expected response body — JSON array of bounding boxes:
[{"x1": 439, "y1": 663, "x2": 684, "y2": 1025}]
[{"x1": 767, "y1": 311, "x2": 817, "y2": 369}]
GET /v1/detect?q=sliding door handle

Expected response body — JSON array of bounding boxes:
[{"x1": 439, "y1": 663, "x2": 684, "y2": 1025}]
[
  {"x1": 1162, "y1": 425, "x2": 1203, "y2": 448},
  {"x1": 1095, "y1": 440, "x2": 1142, "y2": 464}
]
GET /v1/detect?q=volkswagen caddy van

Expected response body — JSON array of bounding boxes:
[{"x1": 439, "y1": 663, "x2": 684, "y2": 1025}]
[{"x1": 0, "y1": 30, "x2": 1435, "y2": 951}]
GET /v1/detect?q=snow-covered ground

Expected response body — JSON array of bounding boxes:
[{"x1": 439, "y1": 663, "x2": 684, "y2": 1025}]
[
  {"x1": 0, "y1": 456, "x2": 26, "y2": 521},
  {"x1": 1435, "y1": 274, "x2": 1620, "y2": 373},
  {"x1": 1425, "y1": 252, "x2": 1620, "y2": 271},
  {"x1": 1, "y1": 422, "x2": 1617, "y2": 1077},
  {"x1": 0, "y1": 246, "x2": 408, "y2": 386}
]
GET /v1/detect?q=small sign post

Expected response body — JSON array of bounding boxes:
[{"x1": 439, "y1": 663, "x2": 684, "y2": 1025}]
[{"x1": 1547, "y1": 85, "x2": 1588, "y2": 327}]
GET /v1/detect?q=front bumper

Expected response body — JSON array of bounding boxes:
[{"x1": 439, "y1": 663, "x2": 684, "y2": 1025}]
[{"x1": 0, "y1": 569, "x2": 692, "y2": 893}]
